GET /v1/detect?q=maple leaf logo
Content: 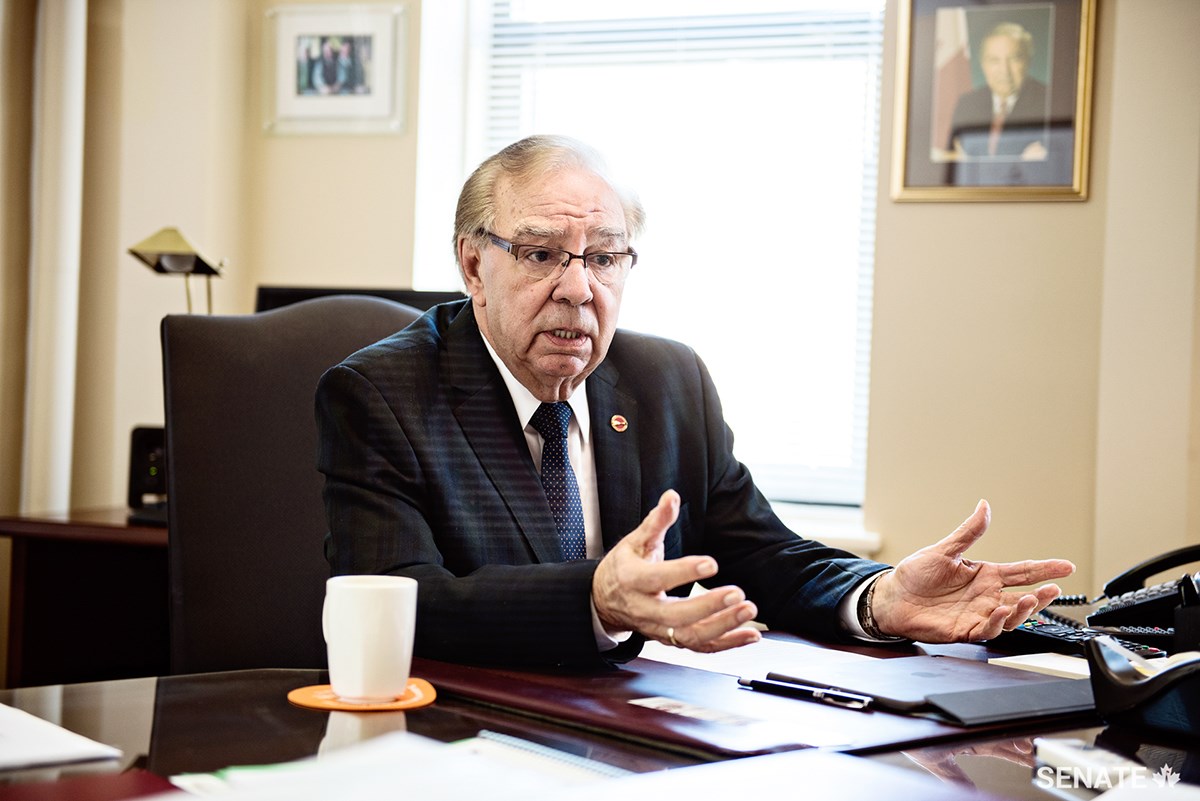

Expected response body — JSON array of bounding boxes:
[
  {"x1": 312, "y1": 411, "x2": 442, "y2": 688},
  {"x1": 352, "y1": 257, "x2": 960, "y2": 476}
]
[{"x1": 1153, "y1": 764, "x2": 1181, "y2": 787}]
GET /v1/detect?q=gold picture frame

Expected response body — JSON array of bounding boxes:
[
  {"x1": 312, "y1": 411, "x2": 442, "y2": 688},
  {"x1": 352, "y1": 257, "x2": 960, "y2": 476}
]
[{"x1": 891, "y1": 0, "x2": 1096, "y2": 201}]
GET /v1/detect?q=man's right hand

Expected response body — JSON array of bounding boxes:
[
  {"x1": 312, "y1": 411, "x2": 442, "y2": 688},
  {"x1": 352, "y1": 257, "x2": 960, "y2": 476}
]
[{"x1": 591, "y1": 489, "x2": 761, "y2": 653}]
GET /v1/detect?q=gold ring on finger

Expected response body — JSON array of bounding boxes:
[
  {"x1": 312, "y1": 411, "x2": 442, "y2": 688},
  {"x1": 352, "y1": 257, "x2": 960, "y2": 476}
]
[{"x1": 667, "y1": 626, "x2": 679, "y2": 647}]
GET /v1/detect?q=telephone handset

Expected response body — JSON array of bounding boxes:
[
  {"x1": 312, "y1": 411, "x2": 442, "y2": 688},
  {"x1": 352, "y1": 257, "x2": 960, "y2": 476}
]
[
  {"x1": 1086, "y1": 636, "x2": 1200, "y2": 741},
  {"x1": 1087, "y1": 544, "x2": 1200, "y2": 629},
  {"x1": 1100, "y1": 544, "x2": 1200, "y2": 598}
]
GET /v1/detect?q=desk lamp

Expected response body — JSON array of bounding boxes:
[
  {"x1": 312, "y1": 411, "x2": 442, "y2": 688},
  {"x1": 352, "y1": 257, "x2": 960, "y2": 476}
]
[{"x1": 127, "y1": 227, "x2": 224, "y2": 314}]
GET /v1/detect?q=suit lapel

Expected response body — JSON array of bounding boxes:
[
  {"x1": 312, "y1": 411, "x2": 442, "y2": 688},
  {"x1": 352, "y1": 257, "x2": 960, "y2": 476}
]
[
  {"x1": 444, "y1": 305, "x2": 562, "y2": 563},
  {"x1": 587, "y1": 357, "x2": 642, "y2": 551}
]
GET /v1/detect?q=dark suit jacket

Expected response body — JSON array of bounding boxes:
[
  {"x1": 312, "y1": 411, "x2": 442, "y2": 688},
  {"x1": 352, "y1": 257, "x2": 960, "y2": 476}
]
[
  {"x1": 948, "y1": 78, "x2": 1050, "y2": 157},
  {"x1": 316, "y1": 300, "x2": 889, "y2": 667}
]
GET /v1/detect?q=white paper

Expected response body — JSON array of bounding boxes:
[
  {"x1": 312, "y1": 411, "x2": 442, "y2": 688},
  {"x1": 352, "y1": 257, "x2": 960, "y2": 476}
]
[
  {"x1": 988, "y1": 652, "x2": 1092, "y2": 679},
  {"x1": 0, "y1": 702, "x2": 122, "y2": 771},
  {"x1": 152, "y1": 731, "x2": 627, "y2": 801},
  {"x1": 638, "y1": 635, "x2": 875, "y2": 677}
]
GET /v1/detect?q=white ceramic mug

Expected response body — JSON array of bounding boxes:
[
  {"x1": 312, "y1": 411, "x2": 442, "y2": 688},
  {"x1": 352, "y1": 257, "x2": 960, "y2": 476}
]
[{"x1": 322, "y1": 575, "x2": 417, "y2": 703}]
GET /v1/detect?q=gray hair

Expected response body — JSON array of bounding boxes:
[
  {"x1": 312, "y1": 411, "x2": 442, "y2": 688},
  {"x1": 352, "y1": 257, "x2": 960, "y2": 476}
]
[
  {"x1": 452, "y1": 135, "x2": 646, "y2": 269},
  {"x1": 983, "y1": 22, "x2": 1033, "y2": 63}
]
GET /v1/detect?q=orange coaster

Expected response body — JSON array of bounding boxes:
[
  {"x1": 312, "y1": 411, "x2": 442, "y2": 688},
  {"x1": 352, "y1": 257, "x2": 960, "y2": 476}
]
[{"x1": 288, "y1": 678, "x2": 436, "y2": 711}]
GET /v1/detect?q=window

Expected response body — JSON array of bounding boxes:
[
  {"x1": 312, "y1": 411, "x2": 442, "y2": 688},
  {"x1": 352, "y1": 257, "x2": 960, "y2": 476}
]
[{"x1": 463, "y1": 0, "x2": 883, "y2": 505}]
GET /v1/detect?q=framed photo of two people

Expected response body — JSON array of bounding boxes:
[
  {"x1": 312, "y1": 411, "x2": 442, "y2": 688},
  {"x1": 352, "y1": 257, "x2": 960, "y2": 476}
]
[{"x1": 892, "y1": 0, "x2": 1096, "y2": 201}]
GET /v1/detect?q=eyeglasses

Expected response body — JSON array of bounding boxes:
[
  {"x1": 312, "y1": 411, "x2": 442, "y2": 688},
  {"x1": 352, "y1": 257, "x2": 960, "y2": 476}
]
[{"x1": 485, "y1": 232, "x2": 636, "y2": 286}]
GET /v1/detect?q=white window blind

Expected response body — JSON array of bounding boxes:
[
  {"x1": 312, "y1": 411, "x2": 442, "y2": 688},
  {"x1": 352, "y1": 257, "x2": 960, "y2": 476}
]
[{"x1": 469, "y1": 1, "x2": 883, "y2": 505}]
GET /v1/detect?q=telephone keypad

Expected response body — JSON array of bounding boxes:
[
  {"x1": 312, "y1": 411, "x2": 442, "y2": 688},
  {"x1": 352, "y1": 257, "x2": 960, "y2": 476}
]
[{"x1": 1087, "y1": 572, "x2": 1199, "y2": 628}]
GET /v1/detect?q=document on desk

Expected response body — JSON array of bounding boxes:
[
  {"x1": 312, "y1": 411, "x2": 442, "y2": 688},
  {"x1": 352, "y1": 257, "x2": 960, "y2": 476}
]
[
  {"x1": 166, "y1": 730, "x2": 628, "y2": 801},
  {"x1": 639, "y1": 635, "x2": 875, "y2": 677},
  {"x1": 0, "y1": 702, "x2": 122, "y2": 771},
  {"x1": 641, "y1": 640, "x2": 1093, "y2": 727}
]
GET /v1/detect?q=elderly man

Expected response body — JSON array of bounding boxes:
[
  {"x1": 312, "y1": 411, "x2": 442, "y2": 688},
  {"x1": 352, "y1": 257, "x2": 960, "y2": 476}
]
[
  {"x1": 316, "y1": 135, "x2": 1073, "y2": 667},
  {"x1": 948, "y1": 22, "x2": 1050, "y2": 159}
]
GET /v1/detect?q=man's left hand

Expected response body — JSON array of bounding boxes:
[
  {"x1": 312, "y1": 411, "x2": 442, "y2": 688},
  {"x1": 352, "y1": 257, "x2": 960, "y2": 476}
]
[{"x1": 869, "y1": 500, "x2": 1075, "y2": 642}]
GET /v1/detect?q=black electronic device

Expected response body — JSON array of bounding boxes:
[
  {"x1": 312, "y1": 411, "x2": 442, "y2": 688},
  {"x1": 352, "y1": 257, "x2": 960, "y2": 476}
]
[
  {"x1": 995, "y1": 612, "x2": 1168, "y2": 659},
  {"x1": 254, "y1": 285, "x2": 465, "y2": 313},
  {"x1": 991, "y1": 545, "x2": 1200, "y2": 657},
  {"x1": 1087, "y1": 544, "x2": 1200, "y2": 629},
  {"x1": 1087, "y1": 636, "x2": 1200, "y2": 742},
  {"x1": 128, "y1": 425, "x2": 167, "y2": 526}
]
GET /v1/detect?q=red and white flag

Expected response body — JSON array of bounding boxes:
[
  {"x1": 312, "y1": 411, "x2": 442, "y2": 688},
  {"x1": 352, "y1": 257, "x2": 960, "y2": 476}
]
[{"x1": 932, "y1": 7, "x2": 973, "y2": 154}]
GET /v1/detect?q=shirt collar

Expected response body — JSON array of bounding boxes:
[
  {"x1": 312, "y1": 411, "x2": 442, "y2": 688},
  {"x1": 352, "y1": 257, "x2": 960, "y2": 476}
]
[{"x1": 480, "y1": 332, "x2": 591, "y2": 443}]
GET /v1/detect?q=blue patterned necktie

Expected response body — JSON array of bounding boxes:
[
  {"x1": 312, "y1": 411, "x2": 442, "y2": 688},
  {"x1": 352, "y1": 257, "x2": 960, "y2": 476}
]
[{"x1": 529, "y1": 402, "x2": 587, "y2": 561}]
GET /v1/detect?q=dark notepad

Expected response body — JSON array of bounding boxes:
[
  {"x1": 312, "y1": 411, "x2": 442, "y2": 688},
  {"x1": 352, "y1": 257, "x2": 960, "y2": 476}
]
[{"x1": 769, "y1": 654, "x2": 1094, "y2": 725}]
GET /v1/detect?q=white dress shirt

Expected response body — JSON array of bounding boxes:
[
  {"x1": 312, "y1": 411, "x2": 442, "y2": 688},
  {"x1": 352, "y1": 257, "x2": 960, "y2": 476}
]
[
  {"x1": 481, "y1": 334, "x2": 884, "y2": 648},
  {"x1": 993, "y1": 91, "x2": 1018, "y2": 117},
  {"x1": 481, "y1": 340, "x2": 603, "y2": 558},
  {"x1": 480, "y1": 337, "x2": 626, "y2": 649}
]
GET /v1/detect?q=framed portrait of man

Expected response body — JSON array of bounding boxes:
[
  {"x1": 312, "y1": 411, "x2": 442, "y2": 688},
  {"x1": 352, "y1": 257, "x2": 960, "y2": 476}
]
[{"x1": 891, "y1": 0, "x2": 1096, "y2": 201}]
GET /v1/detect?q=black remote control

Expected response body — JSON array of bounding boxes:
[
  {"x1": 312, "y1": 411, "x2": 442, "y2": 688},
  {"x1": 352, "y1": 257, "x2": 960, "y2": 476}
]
[{"x1": 991, "y1": 617, "x2": 1167, "y2": 659}]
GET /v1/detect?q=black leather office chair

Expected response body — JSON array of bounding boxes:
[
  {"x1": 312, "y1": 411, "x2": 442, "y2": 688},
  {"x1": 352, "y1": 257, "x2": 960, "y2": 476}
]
[{"x1": 161, "y1": 295, "x2": 423, "y2": 674}]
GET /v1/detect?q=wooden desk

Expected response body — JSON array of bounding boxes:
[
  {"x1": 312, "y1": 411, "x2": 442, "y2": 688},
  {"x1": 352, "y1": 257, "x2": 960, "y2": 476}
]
[
  {"x1": 0, "y1": 509, "x2": 169, "y2": 688},
  {"x1": 0, "y1": 668, "x2": 703, "y2": 798},
  {"x1": 0, "y1": 668, "x2": 1039, "y2": 801},
  {"x1": 6, "y1": 665, "x2": 1190, "y2": 801}
]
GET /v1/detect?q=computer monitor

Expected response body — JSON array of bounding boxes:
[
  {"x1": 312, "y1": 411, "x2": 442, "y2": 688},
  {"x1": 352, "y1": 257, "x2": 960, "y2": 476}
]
[{"x1": 254, "y1": 285, "x2": 466, "y2": 312}]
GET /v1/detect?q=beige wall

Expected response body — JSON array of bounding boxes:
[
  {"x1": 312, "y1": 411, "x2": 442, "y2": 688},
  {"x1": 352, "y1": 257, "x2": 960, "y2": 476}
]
[
  {"x1": 242, "y1": 1, "x2": 422, "y2": 291},
  {"x1": 1091, "y1": 2, "x2": 1200, "y2": 588},
  {"x1": 75, "y1": 0, "x2": 251, "y2": 511},
  {"x1": 868, "y1": 0, "x2": 1200, "y2": 592},
  {"x1": 70, "y1": 0, "x2": 424, "y2": 511},
  {"x1": 2, "y1": 1, "x2": 1199, "y2": 678}
]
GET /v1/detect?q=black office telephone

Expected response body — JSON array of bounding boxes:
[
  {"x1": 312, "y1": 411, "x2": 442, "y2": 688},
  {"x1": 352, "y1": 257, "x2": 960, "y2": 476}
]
[
  {"x1": 1087, "y1": 544, "x2": 1200, "y2": 628},
  {"x1": 991, "y1": 544, "x2": 1200, "y2": 657},
  {"x1": 1086, "y1": 636, "x2": 1200, "y2": 742}
]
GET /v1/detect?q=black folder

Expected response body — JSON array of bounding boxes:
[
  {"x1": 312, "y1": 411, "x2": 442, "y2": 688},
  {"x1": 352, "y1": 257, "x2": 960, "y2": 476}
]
[
  {"x1": 414, "y1": 654, "x2": 1023, "y2": 757},
  {"x1": 769, "y1": 654, "x2": 1095, "y2": 726}
]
